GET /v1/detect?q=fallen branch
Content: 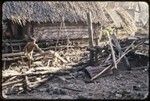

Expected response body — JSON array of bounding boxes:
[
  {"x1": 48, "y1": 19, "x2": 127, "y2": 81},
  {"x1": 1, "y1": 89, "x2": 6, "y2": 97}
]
[{"x1": 3, "y1": 67, "x2": 69, "y2": 79}]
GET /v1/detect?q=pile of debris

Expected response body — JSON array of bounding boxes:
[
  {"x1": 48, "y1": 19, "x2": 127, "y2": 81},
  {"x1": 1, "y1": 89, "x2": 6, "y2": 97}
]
[
  {"x1": 85, "y1": 33, "x2": 149, "y2": 81},
  {"x1": 2, "y1": 48, "x2": 89, "y2": 95},
  {"x1": 2, "y1": 33, "x2": 149, "y2": 95}
]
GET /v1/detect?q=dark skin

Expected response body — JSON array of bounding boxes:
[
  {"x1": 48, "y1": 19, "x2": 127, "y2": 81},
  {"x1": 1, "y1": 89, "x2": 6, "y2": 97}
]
[{"x1": 23, "y1": 38, "x2": 44, "y2": 68}]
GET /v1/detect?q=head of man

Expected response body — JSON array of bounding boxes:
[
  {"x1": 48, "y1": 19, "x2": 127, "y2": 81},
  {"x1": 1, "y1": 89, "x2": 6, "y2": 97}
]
[{"x1": 30, "y1": 37, "x2": 36, "y2": 43}]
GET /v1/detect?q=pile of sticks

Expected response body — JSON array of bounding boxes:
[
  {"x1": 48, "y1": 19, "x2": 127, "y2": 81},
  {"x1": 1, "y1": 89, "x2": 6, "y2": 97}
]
[
  {"x1": 86, "y1": 33, "x2": 147, "y2": 81},
  {"x1": 2, "y1": 48, "x2": 88, "y2": 94},
  {"x1": 2, "y1": 65, "x2": 70, "y2": 95}
]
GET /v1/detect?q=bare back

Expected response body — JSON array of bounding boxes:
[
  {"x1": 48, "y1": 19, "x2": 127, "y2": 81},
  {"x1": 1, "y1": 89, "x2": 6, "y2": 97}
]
[{"x1": 24, "y1": 42, "x2": 43, "y2": 53}]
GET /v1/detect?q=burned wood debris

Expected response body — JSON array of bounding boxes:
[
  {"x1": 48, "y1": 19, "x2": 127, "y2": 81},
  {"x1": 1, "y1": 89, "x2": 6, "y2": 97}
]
[
  {"x1": 86, "y1": 36, "x2": 149, "y2": 81},
  {"x1": 2, "y1": 2, "x2": 149, "y2": 99}
]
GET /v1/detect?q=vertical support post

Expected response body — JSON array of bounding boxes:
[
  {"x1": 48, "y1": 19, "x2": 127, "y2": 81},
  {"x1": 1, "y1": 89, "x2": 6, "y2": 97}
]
[
  {"x1": 95, "y1": 27, "x2": 99, "y2": 46},
  {"x1": 26, "y1": 22, "x2": 30, "y2": 39},
  {"x1": 99, "y1": 26, "x2": 103, "y2": 42},
  {"x1": 22, "y1": 75, "x2": 28, "y2": 93},
  {"x1": 95, "y1": 24, "x2": 102, "y2": 46},
  {"x1": 87, "y1": 12, "x2": 94, "y2": 47},
  {"x1": 10, "y1": 21, "x2": 17, "y2": 38},
  {"x1": 3, "y1": 61, "x2": 6, "y2": 70},
  {"x1": 30, "y1": 22, "x2": 34, "y2": 37},
  {"x1": 87, "y1": 12, "x2": 94, "y2": 65},
  {"x1": 94, "y1": 25, "x2": 102, "y2": 65}
]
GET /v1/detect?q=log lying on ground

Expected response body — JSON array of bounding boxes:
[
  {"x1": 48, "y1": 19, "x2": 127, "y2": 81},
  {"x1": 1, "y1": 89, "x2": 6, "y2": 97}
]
[{"x1": 2, "y1": 66, "x2": 69, "y2": 78}]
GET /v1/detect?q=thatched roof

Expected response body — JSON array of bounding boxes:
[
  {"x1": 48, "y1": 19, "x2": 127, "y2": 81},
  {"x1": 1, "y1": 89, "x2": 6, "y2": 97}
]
[
  {"x1": 3, "y1": 1, "x2": 110, "y2": 25},
  {"x1": 3, "y1": 1, "x2": 139, "y2": 35}
]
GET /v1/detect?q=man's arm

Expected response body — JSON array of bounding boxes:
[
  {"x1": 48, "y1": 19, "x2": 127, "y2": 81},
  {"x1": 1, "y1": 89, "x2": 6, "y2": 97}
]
[
  {"x1": 23, "y1": 43, "x2": 29, "y2": 52},
  {"x1": 35, "y1": 44, "x2": 44, "y2": 53}
]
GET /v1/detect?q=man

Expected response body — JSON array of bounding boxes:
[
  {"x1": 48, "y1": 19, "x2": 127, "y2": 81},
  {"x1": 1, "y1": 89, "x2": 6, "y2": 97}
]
[{"x1": 23, "y1": 37, "x2": 44, "y2": 68}]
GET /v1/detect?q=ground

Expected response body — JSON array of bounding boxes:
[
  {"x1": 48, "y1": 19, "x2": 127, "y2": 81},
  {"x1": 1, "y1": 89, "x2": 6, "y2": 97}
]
[{"x1": 3, "y1": 64, "x2": 149, "y2": 100}]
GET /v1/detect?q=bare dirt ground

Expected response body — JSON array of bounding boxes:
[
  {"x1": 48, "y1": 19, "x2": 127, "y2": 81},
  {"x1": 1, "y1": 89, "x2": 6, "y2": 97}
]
[{"x1": 3, "y1": 64, "x2": 149, "y2": 100}]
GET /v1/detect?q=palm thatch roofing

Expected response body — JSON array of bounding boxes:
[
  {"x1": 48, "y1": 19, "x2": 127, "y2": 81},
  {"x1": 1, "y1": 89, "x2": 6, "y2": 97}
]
[
  {"x1": 3, "y1": 1, "x2": 110, "y2": 25},
  {"x1": 3, "y1": 1, "x2": 138, "y2": 34}
]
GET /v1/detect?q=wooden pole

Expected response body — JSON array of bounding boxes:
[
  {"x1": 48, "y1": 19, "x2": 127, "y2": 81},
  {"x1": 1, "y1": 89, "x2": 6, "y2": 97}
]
[
  {"x1": 95, "y1": 27, "x2": 99, "y2": 46},
  {"x1": 111, "y1": 33, "x2": 131, "y2": 70},
  {"x1": 87, "y1": 12, "x2": 94, "y2": 65},
  {"x1": 94, "y1": 25, "x2": 102, "y2": 64},
  {"x1": 26, "y1": 22, "x2": 31, "y2": 38},
  {"x1": 30, "y1": 22, "x2": 34, "y2": 37},
  {"x1": 99, "y1": 26, "x2": 103, "y2": 43},
  {"x1": 107, "y1": 32, "x2": 117, "y2": 69},
  {"x1": 87, "y1": 12, "x2": 94, "y2": 48},
  {"x1": 95, "y1": 25, "x2": 102, "y2": 46}
]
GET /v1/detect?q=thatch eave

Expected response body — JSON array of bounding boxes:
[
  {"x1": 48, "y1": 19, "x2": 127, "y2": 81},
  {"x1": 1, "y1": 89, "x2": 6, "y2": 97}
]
[{"x1": 2, "y1": 1, "x2": 110, "y2": 25}]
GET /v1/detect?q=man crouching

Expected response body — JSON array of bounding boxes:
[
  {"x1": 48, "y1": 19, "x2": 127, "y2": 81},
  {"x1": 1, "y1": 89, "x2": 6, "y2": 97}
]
[{"x1": 23, "y1": 37, "x2": 44, "y2": 68}]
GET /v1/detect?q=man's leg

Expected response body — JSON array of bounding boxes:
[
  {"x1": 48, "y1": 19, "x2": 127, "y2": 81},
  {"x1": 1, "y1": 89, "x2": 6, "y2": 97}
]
[{"x1": 27, "y1": 54, "x2": 32, "y2": 68}]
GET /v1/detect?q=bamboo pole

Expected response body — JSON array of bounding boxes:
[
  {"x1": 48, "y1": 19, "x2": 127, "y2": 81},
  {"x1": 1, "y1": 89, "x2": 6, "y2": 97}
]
[{"x1": 107, "y1": 32, "x2": 117, "y2": 69}]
